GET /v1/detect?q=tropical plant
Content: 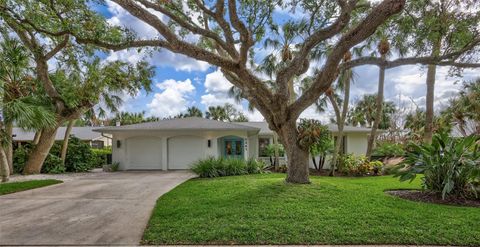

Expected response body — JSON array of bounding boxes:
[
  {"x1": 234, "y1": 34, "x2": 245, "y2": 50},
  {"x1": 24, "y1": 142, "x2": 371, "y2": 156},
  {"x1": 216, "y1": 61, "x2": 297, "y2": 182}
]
[
  {"x1": 205, "y1": 105, "x2": 228, "y2": 121},
  {"x1": 395, "y1": 133, "x2": 480, "y2": 199},
  {"x1": 339, "y1": 154, "x2": 380, "y2": 176},
  {"x1": 264, "y1": 144, "x2": 285, "y2": 167},
  {"x1": 0, "y1": 36, "x2": 56, "y2": 181},
  {"x1": 347, "y1": 94, "x2": 396, "y2": 129},
  {"x1": 443, "y1": 79, "x2": 480, "y2": 136},
  {"x1": 297, "y1": 119, "x2": 333, "y2": 170}
]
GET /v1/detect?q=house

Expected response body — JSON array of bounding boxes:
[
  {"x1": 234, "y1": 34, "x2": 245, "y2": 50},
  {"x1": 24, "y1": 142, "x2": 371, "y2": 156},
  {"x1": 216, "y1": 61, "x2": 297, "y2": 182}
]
[
  {"x1": 95, "y1": 117, "x2": 374, "y2": 170},
  {"x1": 13, "y1": 127, "x2": 112, "y2": 149}
]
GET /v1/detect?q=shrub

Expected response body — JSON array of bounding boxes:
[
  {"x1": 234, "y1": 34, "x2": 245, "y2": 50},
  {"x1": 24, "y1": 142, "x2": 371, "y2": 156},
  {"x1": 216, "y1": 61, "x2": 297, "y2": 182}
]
[
  {"x1": 13, "y1": 146, "x2": 29, "y2": 174},
  {"x1": 92, "y1": 147, "x2": 112, "y2": 167},
  {"x1": 191, "y1": 157, "x2": 266, "y2": 178},
  {"x1": 58, "y1": 137, "x2": 96, "y2": 172},
  {"x1": 41, "y1": 154, "x2": 65, "y2": 174},
  {"x1": 372, "y1": 142, "x2": 405, "y2": 157},
  {"x1": 339, "y1": 154, "x2": 381, "y2": 176},
  {"x1": 395, "y1": 133, "x2": 480, "y2": 199},
  {"x1": 12, "y1": 136, "x2": 98, "y2": 174}
]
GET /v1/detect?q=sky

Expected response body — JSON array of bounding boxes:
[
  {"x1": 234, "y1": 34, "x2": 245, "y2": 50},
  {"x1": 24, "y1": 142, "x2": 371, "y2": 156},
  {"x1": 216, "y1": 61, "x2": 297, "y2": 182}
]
[{"x1": 93, "y1": 1, "x2": 478, "y2": 122}]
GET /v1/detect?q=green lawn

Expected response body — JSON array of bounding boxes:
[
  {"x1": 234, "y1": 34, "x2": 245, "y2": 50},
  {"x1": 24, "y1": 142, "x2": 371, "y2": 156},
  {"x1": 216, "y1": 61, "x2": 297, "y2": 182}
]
[
  {"x1": 0, "y1": 179, "x2": 62, "y2": 195},
  {"x1": 143, "y1": 174, "x2": 480, "y2": 246}
]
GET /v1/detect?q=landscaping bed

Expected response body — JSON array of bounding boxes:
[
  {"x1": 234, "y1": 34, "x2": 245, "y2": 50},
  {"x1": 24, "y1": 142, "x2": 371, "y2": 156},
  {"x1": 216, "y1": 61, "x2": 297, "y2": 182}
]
[
  {"x1": 0, "y1": 179, "x2": 62, "y2": 195},
  {"x1": 143, "y1": 174, "x2": 480, "y2": 246},
  {"x1": 387, "y1": 189, "x2": 480, "y2": 208}
]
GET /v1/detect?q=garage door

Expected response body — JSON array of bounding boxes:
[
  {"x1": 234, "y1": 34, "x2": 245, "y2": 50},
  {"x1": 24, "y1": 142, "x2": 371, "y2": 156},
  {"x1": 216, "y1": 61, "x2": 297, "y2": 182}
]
[
  {"x1": 127, "y1": 137, "x2": 162, "y2": 170},
  {"x1": 168, "y1": 136, "x2": 205, "y2": 169}
]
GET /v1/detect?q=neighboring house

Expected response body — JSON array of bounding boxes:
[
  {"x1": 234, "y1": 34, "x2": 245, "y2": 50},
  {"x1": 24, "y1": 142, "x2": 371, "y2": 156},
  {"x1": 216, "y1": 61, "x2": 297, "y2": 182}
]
[
  {"x1": 95, "y1": 117, "x2": 374, "y2": 170},
  {"x1": 13, "y1": 127, "x2": 112, "y2": 149}
]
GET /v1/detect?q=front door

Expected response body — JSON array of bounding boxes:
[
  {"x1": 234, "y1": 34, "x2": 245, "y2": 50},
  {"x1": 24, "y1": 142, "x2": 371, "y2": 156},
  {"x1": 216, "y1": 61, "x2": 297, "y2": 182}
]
[{"x1": 223, "y1": 138, "x2": 244, "y2": 159}]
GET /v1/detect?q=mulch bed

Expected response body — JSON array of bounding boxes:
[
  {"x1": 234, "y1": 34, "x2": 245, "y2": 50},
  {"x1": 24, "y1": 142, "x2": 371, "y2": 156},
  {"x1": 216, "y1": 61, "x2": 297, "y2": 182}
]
[{"x1": 387, "y1": 189, "x2": 480, "y2": 208}]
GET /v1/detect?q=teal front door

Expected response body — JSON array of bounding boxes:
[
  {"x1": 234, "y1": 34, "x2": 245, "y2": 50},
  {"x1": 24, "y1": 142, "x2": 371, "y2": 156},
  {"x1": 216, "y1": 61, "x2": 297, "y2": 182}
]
[{"x1": 223, "y1": 138, "x2": 244, "y2": 159}]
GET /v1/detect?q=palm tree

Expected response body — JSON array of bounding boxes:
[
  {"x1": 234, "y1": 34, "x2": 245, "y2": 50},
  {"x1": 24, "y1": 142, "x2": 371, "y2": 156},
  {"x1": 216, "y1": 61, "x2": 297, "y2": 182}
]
[
  {"x1": 366, "y1": 38, "x2": 390, "y2": 159},
  {"x1": 185, "y1": 106, "x2": 203, "y2": 118},
  {"x1": 0, "y1": 36, "x2": 55, "y2": 179},
  {"x1": 112, "y1": 111, "x2": 148, "y2": 125},
  {"x1": 347, "y1": 94, "x2": 395, "y2": 128},
  {"x1": 205, "y1": 106, "x2": 227, "y2": 121},
  {"x1": 301, "y1": 51, "x2": 354, "y2": 176}
]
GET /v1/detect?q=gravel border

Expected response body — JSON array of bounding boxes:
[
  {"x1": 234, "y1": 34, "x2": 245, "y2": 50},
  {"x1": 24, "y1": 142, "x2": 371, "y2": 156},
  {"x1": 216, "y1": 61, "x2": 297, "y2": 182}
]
[{"x1": 8, "y1": 168, "x2": 106, "y2": 182}]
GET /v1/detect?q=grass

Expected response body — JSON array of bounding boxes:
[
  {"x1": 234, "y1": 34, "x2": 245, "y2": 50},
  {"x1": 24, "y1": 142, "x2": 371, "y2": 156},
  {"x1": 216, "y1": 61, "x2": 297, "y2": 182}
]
[
  {"x1": 0, "y1": 179, "x2": 62, "y2": 195},
  {"x1": 143, "y1": 174, "x2": 480, "y2": 246}
]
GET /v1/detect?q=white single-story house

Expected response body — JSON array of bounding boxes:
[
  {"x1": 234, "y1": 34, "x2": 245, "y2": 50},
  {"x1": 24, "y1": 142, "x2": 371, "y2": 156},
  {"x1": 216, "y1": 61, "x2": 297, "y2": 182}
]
[
  {"x1": 95, "y1": 117, "x2": 374, "y2": 170},
  {"x1": 13, "y1": 127, "x2": 112, "y2": 149}
]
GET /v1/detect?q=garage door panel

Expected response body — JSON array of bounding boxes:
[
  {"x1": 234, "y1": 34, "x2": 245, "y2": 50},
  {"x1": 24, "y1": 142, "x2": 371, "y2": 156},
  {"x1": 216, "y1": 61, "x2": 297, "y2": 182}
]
[
  {"x1": 127, "y1": 137, "x2": 162, "y2": 170},
  {"x1": 168, "y1": 136, "x2": 205, "y2": 169}
]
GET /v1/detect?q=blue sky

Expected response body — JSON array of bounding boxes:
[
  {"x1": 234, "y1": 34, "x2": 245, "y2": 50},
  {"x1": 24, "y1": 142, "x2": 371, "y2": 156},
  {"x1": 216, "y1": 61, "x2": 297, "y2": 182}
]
[{"x1": 94, "y1": 1, "x2": 478, "y2": 122}]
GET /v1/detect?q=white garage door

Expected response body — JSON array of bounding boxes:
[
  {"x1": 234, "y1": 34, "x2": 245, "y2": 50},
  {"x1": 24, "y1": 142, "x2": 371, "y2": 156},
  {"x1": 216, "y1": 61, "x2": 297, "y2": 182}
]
[
  {"x1": 127, "y1": 137, "x2": 162, "y2": 170},
  {"x1": 168, "y1": 136, "x2": 205, "y2": 169}
]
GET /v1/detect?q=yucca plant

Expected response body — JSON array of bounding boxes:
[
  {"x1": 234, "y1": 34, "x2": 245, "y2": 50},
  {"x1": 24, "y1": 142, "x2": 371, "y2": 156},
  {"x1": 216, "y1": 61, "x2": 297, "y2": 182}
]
[{"x1": 395, "y1": 133, "x2": 480, "y2": 199}]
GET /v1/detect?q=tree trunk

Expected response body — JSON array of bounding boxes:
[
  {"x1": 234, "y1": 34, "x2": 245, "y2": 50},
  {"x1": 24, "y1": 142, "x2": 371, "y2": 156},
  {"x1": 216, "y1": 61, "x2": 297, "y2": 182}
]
[
  {"x1": 60, "y1": 120, "x2": 75, "y2": 164},
  {"x1": 0, "y1": 146, "x2": 10, "y2": 182},
  {"x1": 366, "y1": 62, "x2": 386, "y2": 159},
  {"x1": 5, "y1": 122, "x2": 13, "y2": 175},
  {"x1": 312, "y1": 156, "x2": 318, "y2": 170},
  {"x1": 273, "y1": 133, "x2": 280, "y2": 171},
  {"x1": 424, "y1": 40, "x2": 441, "y2": 143},
  {"x1": 23, "y1": 127, "x2": 59, "y2": 174},
  {"x1": 33, "y1": 130, "x2": 42, "y2": 145},
  {"x1": 279, "y1": 120, "x2": 310, "y2": 184},
  {"x1": 319, "y1": 155, "x2": 325, "y2": 170},
  {"x1": 328, "y1": 72, "x2": 350, "y2": 176}
]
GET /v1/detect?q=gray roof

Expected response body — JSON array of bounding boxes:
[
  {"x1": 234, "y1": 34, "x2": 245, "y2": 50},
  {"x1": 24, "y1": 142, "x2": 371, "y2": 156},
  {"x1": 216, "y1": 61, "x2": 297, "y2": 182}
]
[
  {"x1": 13, "y1": 127, "x2": 105, "y2": 142},
  {"x1": 94, "y1": 117, "x2": 260, "y2": 133},
  {"x1": 235, "y1": 122, "x2": 376, "y2": 135}
]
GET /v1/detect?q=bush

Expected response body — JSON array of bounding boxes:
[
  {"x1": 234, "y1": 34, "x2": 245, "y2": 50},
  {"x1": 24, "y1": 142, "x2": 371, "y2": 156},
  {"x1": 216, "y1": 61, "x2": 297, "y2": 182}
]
[
  {"x1": 191, "y1": 157, "x2": 266, "y2": 178},
  {"x1": 61, "y1": 137, "x2": 96, "y2": 172},
  {"x1": 395, "y1": 133, "x2": 480, "y2": 199},
  {"x1": 41, "y1": 154, "x2": 65, "y2": 174},
  {"x1": 92, "y1": 147, "x2": 112, "y2": 167},
  {"x1": 339, "y1": 154, "x2": 381, "y2": 176},
  {"x1": 12, "y1": 136, "x2": 98, "y2": 174},
  {"x1": 13, "y1": 146, "x2": 29, "y2": 174},
  {"x1": 372, "y1": 142, "x2": 405, "y2": 157}
]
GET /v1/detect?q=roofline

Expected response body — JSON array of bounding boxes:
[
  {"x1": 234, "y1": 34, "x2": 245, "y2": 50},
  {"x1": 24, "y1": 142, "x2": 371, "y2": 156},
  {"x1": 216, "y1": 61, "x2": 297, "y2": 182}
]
[{"x1": 93, "y1": 127, "x2": 260, "y2": 133}]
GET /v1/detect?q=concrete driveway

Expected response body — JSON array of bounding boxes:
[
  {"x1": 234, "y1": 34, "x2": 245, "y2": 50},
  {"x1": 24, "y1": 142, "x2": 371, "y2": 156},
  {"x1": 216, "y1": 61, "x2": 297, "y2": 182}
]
[{"x1": 0, "y1": 171, "x2": 195, "y2": 245}]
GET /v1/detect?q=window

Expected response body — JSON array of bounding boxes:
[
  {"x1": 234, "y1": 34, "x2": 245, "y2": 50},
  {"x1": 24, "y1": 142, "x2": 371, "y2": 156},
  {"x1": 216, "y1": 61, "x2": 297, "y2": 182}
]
[
  {"x1": 91, "y1": 140, "x2": 105, "y2": 149},
  {"x1": 258, "y1": 137, "x2": 270, "y2": 157},
  {"x1": 235, "y1": 140, "x2": 242, "y2": 155},
  {"x1": 225, "y1": 141, "x2": 232, "y2": 155}
]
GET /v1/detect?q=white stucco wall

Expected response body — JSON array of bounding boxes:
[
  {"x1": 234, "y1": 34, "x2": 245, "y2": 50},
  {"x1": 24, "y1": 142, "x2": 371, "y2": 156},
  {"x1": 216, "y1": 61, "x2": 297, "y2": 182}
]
[
  {"x1": 307, "y1": 133, "x2": 369, "y2": 170},
  {"x1": 110, "y1": 130, "x2": 257, "y2": 170}
]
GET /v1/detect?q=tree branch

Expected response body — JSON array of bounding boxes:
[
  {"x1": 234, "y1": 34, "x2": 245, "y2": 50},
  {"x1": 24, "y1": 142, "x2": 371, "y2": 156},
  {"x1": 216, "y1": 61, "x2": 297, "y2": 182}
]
[
  {"x1": 289, "y1": 0, "x2": 405, "y2": 120},
  {"x1": 135, "y1": 0, "x2": 238, "y2": 58}
]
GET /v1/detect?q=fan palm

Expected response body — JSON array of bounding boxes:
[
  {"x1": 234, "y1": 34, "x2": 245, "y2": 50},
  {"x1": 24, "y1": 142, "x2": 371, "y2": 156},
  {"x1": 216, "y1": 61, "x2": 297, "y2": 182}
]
[{"x1": 0, "y1": 36, "x2": 55, "y2": 181}]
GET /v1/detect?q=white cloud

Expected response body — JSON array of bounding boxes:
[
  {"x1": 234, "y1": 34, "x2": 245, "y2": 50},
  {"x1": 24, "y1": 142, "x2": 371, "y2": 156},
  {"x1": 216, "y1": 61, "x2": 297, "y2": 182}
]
[
  {"x1": 147, "y1": 79, "x2": 195, "y2": 117},
  {"x1": 204, "y1": 69, "x2": 233, "y2": 93},
  {"x1": 201, "y1": 69, "x2": 236, "y2": 107},
  {"x1": 104, "y1": 1, "x2": 210, "y2": 72}
]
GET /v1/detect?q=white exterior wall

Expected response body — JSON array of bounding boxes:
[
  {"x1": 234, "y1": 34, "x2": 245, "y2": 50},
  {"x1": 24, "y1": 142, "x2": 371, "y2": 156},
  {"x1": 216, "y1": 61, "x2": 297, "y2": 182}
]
[
  {"x1": 307, "y1": 133, "x2": 369, "y2": 170},
  {"x1": 345, "y1": 133, "x2": 368, "y2": 155},
  {"x1": 111, "y1": 130, "x2": 257, "y2": 170}
]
